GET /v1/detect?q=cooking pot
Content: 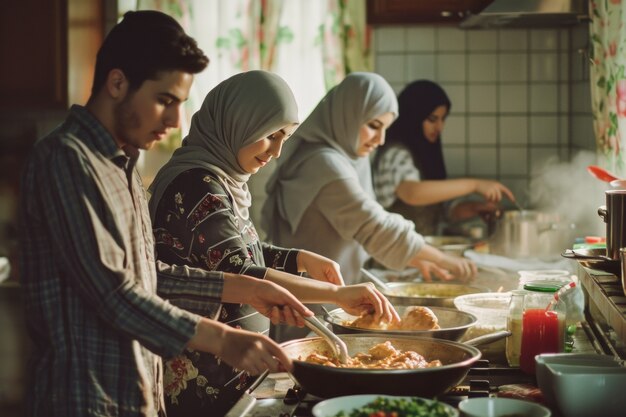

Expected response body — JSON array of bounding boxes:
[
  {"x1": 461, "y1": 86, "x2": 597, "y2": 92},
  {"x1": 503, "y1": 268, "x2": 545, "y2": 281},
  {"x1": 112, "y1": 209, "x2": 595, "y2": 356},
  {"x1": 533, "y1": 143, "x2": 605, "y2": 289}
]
[
  {"x1": 281, "y1": 333, "x2": 507, "y2": 398},
  {"x1": 381, "y1": 282, "x2": 488, "y2": 308},
  {"x1": 597, "y1": 190, "x2": 626, "y2": 261},
  {"x1": 323, "y1": 306, "x2": 477, "y2": 341},
  {"x1": 488, "y1": 210, "x2": 576, "y2": 258}
]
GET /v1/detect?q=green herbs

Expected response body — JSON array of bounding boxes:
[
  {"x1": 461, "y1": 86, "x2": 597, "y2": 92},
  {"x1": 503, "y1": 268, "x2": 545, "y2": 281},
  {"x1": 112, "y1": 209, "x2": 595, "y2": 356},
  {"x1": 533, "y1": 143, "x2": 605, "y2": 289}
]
[{"x1": 334, "y1": 397, "x2": 454, "y2": 417}]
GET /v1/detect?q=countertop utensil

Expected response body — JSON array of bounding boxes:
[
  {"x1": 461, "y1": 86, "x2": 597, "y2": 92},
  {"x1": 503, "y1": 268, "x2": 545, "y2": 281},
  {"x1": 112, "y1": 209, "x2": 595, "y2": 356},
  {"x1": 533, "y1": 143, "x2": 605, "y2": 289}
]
[
  {"x1": 360, "y1": 268, "x2": 390, "y2": 291},
  {"x1": 303, "y1": 315, "x2": 349, "y2": 364},
  {"x1": 587, "y1": 165, "x2": 620, "y2": 182}
]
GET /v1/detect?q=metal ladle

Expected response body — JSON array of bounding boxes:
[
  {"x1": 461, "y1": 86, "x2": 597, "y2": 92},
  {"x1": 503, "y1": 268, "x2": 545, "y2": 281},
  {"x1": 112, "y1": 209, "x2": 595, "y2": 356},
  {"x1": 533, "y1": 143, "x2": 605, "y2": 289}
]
[{"x1": 303, "y1": 315, "x2": 349, "y2": 364}]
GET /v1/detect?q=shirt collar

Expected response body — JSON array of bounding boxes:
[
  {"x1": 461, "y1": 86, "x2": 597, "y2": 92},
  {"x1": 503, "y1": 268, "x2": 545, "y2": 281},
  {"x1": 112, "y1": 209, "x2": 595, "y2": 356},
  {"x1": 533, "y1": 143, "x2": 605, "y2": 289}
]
[{"x1": 68, "y1": 104, "x2": 128, "y2": 163}]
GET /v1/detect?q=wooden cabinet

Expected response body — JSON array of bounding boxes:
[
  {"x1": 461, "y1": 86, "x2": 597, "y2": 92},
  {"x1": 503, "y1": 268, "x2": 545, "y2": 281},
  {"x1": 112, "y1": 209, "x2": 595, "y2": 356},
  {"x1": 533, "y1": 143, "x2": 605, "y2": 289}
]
[
  {"x1": 0, "y1": 0, "x2": 68, "y2": 110},
  {"x1": 367, "y1": 0, "x2": 493, "y2": 25}
]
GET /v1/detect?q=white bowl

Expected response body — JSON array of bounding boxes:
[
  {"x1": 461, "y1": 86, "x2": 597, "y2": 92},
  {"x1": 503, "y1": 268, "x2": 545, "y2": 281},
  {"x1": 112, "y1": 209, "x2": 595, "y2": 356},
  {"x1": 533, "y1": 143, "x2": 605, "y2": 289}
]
[
  {"x1": 546, "y1": 362, "x2": 626, "y2": 417},
  {"x1": 535, "y1": 353, "x2": 621, "y2": 406},
  {"x1": 312, "y1": 394, "x2": 459, "y2": 417},
  {"x1": 453, "y1": 292, "x2": 511, "y2": 327},
  {"x1": 458, "y1": 397, "x2": 550, "y2": 417}
]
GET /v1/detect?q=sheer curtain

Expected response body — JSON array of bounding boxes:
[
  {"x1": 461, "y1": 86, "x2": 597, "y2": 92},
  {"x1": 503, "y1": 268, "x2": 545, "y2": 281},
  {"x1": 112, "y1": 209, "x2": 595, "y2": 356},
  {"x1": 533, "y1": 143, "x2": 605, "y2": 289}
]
[
  {"x1": 590, "y1": 0, "x2": 626, "y2": 178},
  {"x1": 118, "y1": 0, "x2": 370, "y2": 228}
]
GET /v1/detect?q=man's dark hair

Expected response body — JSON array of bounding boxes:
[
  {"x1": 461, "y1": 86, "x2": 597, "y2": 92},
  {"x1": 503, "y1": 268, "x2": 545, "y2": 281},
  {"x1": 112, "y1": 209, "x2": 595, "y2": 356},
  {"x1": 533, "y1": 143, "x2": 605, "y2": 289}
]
[{"x1": 91, "y1": 10, "x2": 209, "y2": 95}]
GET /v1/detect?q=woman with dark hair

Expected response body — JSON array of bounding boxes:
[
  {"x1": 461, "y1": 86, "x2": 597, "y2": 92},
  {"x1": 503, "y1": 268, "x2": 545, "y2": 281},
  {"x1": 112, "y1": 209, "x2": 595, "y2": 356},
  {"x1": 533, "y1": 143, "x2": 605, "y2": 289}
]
[{"x1": 373, "y1": 80, "x2": 515, "y2": 236}]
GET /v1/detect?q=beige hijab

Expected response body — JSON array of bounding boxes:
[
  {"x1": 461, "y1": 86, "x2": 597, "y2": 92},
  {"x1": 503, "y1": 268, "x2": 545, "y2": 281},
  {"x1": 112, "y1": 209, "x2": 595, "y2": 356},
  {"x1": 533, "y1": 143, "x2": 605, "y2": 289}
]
[
  {"x1": 148, "y1": 70, "x2": 299, "y2": 225},
  {"x1": 262, "y1": 72, "x2": 398, "y2": 236}
]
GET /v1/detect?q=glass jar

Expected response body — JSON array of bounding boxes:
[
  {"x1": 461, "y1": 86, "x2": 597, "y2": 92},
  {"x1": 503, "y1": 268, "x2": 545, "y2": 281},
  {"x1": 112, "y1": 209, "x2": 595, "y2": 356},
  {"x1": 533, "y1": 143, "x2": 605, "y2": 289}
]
[
  {"x1": 519, "y1": 282, "x2": 566, "y2": 375},
  {"x1": 505, "y1": 290, "x2": 526, "y2": 367}
]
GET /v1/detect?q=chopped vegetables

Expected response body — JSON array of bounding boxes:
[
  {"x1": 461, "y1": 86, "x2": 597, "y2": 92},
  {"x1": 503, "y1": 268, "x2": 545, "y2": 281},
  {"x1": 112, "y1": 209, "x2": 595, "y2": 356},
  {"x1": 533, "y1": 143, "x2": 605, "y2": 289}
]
[{"x1": 334, "y1": 396, "x2": 455, "y2": 417}]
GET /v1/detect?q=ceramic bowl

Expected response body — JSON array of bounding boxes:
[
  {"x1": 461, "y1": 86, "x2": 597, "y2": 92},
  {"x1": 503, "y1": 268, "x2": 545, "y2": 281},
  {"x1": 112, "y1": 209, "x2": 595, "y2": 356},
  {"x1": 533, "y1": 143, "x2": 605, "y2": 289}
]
[
  {"x1": 458, "y1": 397, "x2": 550, "y2": 417},
  {"x1": 535, "y1": 352, "x2": 621, "y2": 406},
  {"x1": 546, "y1": 362, "x2": 626, "y2": 417},
  {"x1": 311, "y1": 394, "x2": 458, "y2": 417}
]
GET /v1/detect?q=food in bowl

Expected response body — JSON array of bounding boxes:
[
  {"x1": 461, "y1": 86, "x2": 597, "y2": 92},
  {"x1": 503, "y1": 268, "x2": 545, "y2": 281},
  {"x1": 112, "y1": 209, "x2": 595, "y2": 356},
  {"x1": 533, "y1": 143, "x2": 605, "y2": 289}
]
[
  {"x1": 344, "y1": 306, "x2": 440, "y2": 331},
  {"x1": 311, "y1": 395, "x2": 458, "y2": 417},
  {"x1": 303, "y1": 341, "x2": 442, "y2": 370}
]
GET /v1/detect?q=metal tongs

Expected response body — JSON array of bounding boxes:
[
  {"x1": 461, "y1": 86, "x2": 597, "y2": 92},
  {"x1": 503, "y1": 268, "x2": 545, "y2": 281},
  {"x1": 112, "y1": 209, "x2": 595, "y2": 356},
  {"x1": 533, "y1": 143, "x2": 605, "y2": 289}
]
[{"x1": 303, "y1": 315, "x2": 349, "y2": 364}]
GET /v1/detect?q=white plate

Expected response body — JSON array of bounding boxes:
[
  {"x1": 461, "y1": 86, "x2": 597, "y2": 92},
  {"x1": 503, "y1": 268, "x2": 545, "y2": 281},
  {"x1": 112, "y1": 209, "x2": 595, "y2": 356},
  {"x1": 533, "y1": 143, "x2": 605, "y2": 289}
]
[{"x1": 311, "y1": 394, "x2": 459, "y2": 417}]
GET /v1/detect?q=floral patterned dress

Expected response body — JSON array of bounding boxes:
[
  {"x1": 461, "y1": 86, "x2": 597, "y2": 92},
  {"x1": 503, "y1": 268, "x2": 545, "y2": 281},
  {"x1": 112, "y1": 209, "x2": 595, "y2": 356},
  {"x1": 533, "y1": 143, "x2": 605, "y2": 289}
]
[{"x1": 152, "y1": 168, "x2": 301, "y2": 417}]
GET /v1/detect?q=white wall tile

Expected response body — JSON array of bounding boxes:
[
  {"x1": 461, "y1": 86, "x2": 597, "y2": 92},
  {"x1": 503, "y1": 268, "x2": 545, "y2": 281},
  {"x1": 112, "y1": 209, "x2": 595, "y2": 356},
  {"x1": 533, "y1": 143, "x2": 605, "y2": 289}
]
[
  {"x1": 499, "y1": 54, "x2": 528, "y2": 82},
  {"x1": 407, "y1": 54, "x2": 436, "y2": 81},
  {"x1": 559, "y1": 83, "x2": 570, "y2": 113},
  {"x1": 500, "y1": 147, "x2": 528, "y2": 176},
  {"x1": 559, "y1": 52, "x2": 570, "y2": 80},
  {"x1": 530, "y1": 83, "x2": 558, "y2": 112},
  {"x1": 443, "y1": 146, "x2": 467, "y2": 176},
  {"x1": 375, "y1": 27, "x2": 406, "y2": 52},
  {"x1": 530, "y1": 116, "x2": 559, "y2": 144},
  {"x1": 571, "y1": 24, "x2": 590, "y2": 49},
  {"x1": 437, "y1": 54, "x2": 466, "y2": 82},
  {"x1": 499, "y1": 116, "x2": 528, "y2": 145},
  {"x1": 559, "y1": 116, "x2": 570, "y2": 146},
  {"x1": 530, "y1": 29, "x2": 559, "y2": 51},
  {"x1": 443, "y1": 116, "x2": 466, "y2": 145},
  {"x1": 442, "y1": 84, "x2": 467, "y2": 113},
  {"x1": 571, "y1": 81, "x2": 591, "y2": 113},
  {"x1": 499, "y1": 85, "x2": 528, "y2": 113},
  {"x1": 529, "y1": 146, "x2": 560, "y2": 176},
  {"x1": 530, "y1": 53, "x2": 559, "y2": 81},
  {"x1": 468, "y1": 84, "x2": 497, "y2": 113},
  {"x1": 570, "y1": 51, "x2": 588, "y2": 82},
  {"x1": 468, "y1": 147, "x2": 498, "y2": 176},
  {"x1": 468, "y1": 30, "x2": 498, "y2": 51},
  {"x1": 407, "y1": 27, "x2": 436, "y2": 52},
  {"x1": 571, "y1": 115, "x2": 595, "y2": 150},
  {"x1": 468, "y1": 54, "x2": 497, "y2": 82},
  {"x1": 437, "y1": 27, "x2": 466, "y2": 52},
  {"x1": 376, "y1": 54, "x2": 406, "y2": 83},
  {"x1": 469, "y1": 116, "x2": 497, "y2": 144},
  {"x1": 498, "y1": 29, "x2": 528, "y2": 51}
]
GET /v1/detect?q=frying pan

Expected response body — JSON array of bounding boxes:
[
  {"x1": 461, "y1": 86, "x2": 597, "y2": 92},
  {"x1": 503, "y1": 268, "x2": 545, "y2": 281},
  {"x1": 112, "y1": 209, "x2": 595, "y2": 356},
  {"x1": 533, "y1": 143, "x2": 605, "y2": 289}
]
[
  {"x1": 323, "y1": 306, "x2": 477, "y2": 341},
  {"x1": 381, "y1": 282, "x2": 488, "y2": 308},
  {"x1": 281, "y1": 334, "x2": 491, "y2": 398}
]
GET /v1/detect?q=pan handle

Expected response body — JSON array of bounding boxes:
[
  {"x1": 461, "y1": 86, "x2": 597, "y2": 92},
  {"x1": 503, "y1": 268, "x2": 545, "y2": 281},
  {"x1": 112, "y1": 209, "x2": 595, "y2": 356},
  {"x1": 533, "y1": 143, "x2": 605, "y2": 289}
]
[{"x1": 464, "y1": 330, "x2": 511, "y2": 347}]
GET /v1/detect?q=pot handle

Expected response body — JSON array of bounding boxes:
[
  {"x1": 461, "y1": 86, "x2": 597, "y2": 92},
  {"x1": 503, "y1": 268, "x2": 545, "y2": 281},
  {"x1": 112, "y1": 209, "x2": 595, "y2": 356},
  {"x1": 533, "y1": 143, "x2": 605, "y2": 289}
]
[
  {"x1": 464, "y1": 330, "x2": 511, "y2": 347},
  {"x1": 598, "y1": 205, "x2": 608, "y2": 223}
]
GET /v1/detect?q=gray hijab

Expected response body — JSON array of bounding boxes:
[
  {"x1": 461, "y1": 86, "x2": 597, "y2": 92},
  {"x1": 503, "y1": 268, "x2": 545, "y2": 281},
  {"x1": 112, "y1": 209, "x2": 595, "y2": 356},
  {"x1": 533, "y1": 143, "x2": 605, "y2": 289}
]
[
  {"x1": 262, "y1": 72, "x2": 398, "y2": 235},
  {"x1": 148, "y1": 70, "x2": 299, "y2": 225}
]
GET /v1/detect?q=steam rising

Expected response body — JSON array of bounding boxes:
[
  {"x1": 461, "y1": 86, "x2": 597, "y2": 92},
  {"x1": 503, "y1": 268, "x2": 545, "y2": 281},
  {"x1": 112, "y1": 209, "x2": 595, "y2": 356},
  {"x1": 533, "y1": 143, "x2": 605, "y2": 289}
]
[{"x1": 528, "y1": 150, "x2": 607, "y2": 237}]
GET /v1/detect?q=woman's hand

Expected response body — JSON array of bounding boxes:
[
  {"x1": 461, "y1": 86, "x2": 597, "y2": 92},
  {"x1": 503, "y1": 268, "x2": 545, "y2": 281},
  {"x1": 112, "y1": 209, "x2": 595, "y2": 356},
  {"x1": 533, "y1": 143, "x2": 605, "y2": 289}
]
[
  {"x1": 190, "y1": 319, "x2": 293, "y2": 374},
  {"x1": 438, "y1": 253, "x2": 477, "y2": 282},
  {"x1": 225, "y1": 273, "x2": 314, "y2": 326},
  {"x1": 412, "y1": 259, "x2": 454, "y2": 282},
  {"x1": 297, "y1": 250, "x2": 345, "y2": 286},
  {"x1": 475, "y1": 180, "x2": 515, "y2": 203},
  {"x1": 334, "y1": 283, "x2": 400, "y2": 323}
]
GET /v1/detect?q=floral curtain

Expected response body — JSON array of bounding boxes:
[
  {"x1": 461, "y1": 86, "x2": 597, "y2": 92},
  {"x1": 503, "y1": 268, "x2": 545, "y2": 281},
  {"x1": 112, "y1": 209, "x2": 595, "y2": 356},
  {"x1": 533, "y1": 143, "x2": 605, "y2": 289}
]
[{"x1": 590, "y1": 0, "x2": 626, "y2": 177}]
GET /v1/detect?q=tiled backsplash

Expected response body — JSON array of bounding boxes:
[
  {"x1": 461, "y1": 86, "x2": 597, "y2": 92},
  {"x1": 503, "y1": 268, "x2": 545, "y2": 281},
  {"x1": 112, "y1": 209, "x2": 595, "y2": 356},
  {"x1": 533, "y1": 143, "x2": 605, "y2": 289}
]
[{"x1": 372, "y1": 25, "x2": 594, "y2": 207}]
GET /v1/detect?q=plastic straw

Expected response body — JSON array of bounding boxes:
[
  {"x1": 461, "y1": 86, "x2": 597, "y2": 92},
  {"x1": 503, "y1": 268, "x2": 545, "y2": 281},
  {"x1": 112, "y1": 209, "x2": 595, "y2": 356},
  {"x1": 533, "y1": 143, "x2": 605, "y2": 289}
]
[{"x1": 545, "y1": 281, "x2": 576, "y2": 312}]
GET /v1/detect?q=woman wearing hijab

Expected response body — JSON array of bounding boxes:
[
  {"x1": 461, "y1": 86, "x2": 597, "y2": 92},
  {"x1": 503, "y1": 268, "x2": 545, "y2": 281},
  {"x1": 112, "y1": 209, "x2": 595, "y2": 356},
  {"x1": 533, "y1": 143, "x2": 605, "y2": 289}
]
[
  {"x1": 148, "y1": 71, "x2": 396, "y2": 417},
  {"x1": 372, "y1": 80, "x2": 515, "y2": 236},
  {"x1": 262, "y1": 72, "x2": 476, "y2": 310}
]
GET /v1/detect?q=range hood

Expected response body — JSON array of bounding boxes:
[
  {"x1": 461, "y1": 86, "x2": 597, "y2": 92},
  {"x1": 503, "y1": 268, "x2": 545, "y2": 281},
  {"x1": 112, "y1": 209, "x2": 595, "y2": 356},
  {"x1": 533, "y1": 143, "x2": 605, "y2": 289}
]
[{"x1": 460, "y1": 0, "x2": 589, "y2": 29}]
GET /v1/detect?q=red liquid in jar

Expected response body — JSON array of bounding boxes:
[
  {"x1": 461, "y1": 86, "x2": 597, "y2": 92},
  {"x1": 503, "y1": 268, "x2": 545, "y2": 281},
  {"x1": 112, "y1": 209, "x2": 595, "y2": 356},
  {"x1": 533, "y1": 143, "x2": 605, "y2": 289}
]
[{"x1": 519, "y1": 309, "x2": 560, "y2": 374}]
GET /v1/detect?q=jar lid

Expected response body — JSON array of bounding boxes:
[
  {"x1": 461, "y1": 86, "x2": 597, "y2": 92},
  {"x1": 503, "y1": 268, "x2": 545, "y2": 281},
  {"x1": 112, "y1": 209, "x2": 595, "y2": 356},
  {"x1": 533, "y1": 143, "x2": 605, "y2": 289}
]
[{"x1": 523, "y1": 280, "x2": 564, "y2": 292}]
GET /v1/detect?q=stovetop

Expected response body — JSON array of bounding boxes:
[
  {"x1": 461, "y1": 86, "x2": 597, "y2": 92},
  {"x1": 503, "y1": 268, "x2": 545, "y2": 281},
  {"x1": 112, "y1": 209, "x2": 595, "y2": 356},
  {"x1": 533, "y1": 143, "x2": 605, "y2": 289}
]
[{"x1": 239, "y1": 360, "x2": 538, "y2": 417}]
